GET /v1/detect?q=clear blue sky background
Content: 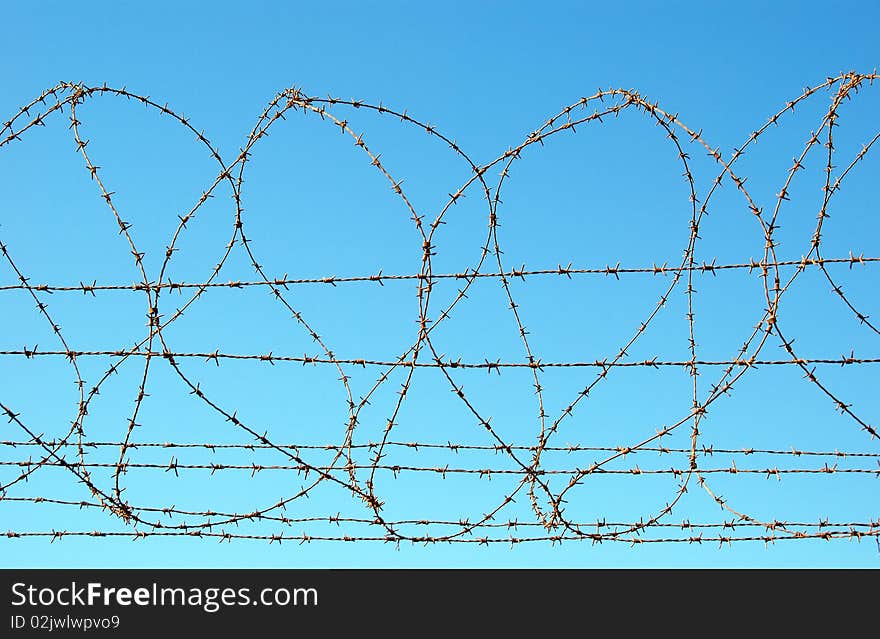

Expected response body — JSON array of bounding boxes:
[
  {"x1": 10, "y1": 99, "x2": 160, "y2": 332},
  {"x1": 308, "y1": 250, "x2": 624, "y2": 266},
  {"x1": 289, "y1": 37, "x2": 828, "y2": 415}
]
[{"x1": 0, "y1": 1, "x2": 878, "y2": 567}]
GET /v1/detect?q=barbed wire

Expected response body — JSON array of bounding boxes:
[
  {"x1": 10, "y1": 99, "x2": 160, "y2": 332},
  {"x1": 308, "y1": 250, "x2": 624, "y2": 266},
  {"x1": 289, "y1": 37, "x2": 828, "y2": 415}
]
[
  {"x1": 0, "y1": 71, "x2": 877, "y2": 546},
  {"x1": 4, "y1": 494, "x2": 877, "y2": 531},
  {"x1": 1, "y1": 254, "x2": 877, "y2": 294},
  {"x1": 3, "y1": 458, "x2": 877, "y2": 477},
  {"x1": 3, "y1": 530, "x2": 878, "y2": 548},
  {"x1": 2, "y1": 348, "x2": 880, "y2": 370},
  {"x1": 3, "y1": 439, "x2": 878, "y2": 457}
]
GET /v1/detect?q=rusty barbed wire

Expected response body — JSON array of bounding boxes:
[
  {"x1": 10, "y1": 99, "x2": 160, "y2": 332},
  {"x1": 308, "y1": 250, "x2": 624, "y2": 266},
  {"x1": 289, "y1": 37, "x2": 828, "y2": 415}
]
[
  {"x1": 3, "y1": 439, "x2": 878, "y2": 457},
  {"x1": 2, "y1": 529, "x2": 878, "y2": 548},
  {"x1": 0, "y1": 72, "x2": 877, "y2": 546},
  {"x1": 2, "y1": 348, "x2": 879, "y2": 369},
  {"x1": 3, "y1": 455, "x2": 878, "y2": 476},
  {"x1": 4, "y1": 495, "x2": 877, "y2": 532},
  {"x1": 1, "y1": 254, "x2": 877, "y2": 294}
]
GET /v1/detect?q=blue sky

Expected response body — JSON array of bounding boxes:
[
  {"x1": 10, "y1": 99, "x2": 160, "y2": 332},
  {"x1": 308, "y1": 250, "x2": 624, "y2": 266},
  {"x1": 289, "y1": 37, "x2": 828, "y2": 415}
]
[{"x1": 0, "y1": 1, "x2": 878, "y2": 567}]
